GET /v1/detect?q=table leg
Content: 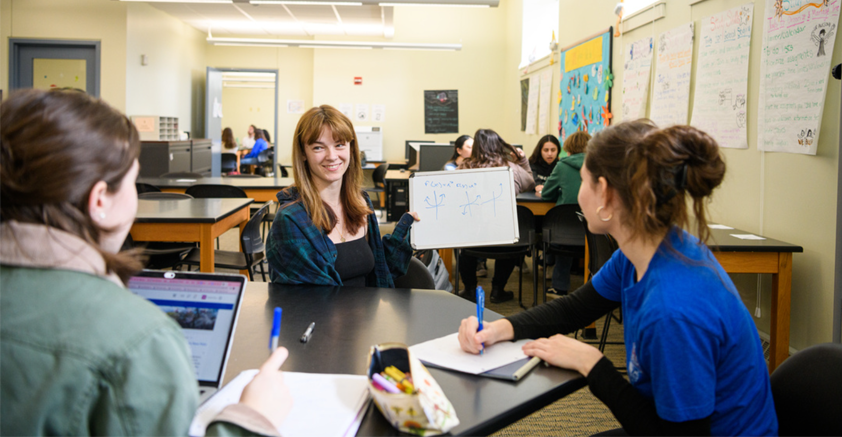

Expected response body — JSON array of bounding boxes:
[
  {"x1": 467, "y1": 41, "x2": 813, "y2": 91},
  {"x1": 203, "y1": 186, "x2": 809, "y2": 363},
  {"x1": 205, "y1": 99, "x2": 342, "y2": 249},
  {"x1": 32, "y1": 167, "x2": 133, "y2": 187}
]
[
  {"x1": 239, "y1": 219, "x2": 249, "y2": 277},
  {"x1": 200, "y1": 225, "x2": 215, "y2": 273},
  {"x1": 769, "y1": 252, "x2": 792, "y2": 372}
]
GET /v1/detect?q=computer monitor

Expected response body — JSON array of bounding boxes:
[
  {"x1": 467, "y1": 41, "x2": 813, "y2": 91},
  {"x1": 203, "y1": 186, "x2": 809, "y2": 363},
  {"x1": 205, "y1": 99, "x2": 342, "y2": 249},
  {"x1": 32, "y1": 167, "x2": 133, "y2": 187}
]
[
  {"x1": 405, "y1": 140, "x2": 434, "y2": 168},
  {"x1": 511, "y1": 144, "x2": 523, "y2": 151},
  {"x1": 418, "y1": 143, "x2": 454, "y2": 172}
]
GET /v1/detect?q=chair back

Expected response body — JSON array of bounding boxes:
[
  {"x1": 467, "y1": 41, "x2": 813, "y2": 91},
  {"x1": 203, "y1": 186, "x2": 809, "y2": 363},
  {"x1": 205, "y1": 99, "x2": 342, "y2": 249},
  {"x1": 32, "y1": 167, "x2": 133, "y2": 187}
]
[
  {"x1": 221, "y1": 153, "x2": 238, "y2": 174},
  {"x1": 224, "y1": 174, "x2": 262, "y2": 179},
  {"x1": 138, "y1": 192, "x2": 194, "y2": 200},
  {"x1": 278, "y1": 164, "x2": 290, "y2": 178},
  {"x1": 185, "y1": 184, "x2": 248, "y2": 199},
  {"x1": 257, "y1": 148, "x2": 272, "y2": 164},
  {"x1": 515, "y1": 205, "x2": 536, "y2": 247},
  {"x1": 543, "y1": 204, "x2": 585, "y2": 247},
  {"x1": 160, "y1": 171, "x2": 204, "y2": 179},
  {"x1": 242, "y1": 201, "x2": 273, "y2": 255},
  {"x1": 576, "y1": 211, "x2": 618, "y2": 277},
  {"x1": 771, "y1": 342, "x2": 842, "y2": 436},
  {"x1": 135, "y1": 182, "x2": 161, "y2": 194},
  {"x1": 394, "y1": 257, "x2": 436, "y2": 290},
  {"x1": 372, "y1": 163, "x2": 389, "y2": 187}
]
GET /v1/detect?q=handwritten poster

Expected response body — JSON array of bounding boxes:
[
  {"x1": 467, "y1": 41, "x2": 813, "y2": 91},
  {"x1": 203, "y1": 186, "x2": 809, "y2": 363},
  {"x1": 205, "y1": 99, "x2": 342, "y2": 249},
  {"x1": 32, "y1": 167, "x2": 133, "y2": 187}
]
[
  {"x1": 558, "y1": 28, "x2": 614, "y2": 141},
  {"x1": 538, "y1": 69, "x2": 553, "y2": 136},
  {"x1": 758, "y1": 0, "x2": 840, "y2": 154},
  {"x1": 622, "y1": 37, "x2": 654, "y2": 121},
  {"x1": 525, "y1": 74, "x2": 539, "y2": 134},
  {"x1": 690, "y1": 4, "x2": 754, "y2": 149},
  {"x1": 372, "y1": 104, "x2": 386, "y2": 122},
  {"x1": 650, "y1": 23, "x2": 695, "y2": 127}
]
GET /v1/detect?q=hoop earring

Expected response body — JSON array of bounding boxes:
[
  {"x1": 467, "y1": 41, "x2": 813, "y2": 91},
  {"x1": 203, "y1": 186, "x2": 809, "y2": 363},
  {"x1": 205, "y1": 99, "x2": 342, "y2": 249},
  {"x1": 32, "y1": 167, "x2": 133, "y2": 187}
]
[{"x1": 596, "y1": 206, "x2": 612, "y2": 222}]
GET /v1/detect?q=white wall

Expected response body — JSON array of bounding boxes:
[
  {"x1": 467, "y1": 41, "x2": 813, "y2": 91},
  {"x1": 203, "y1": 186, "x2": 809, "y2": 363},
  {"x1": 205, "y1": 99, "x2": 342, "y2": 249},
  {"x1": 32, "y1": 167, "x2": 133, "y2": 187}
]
[{"x1": 125, "y1": 3, "x2": 207, "y2": 137}]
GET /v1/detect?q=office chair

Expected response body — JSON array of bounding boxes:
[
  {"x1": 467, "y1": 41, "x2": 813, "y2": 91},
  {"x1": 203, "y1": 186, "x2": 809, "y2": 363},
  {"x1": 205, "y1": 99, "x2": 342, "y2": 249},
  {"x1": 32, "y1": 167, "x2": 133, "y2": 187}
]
[
  {"x1": 771, "y1": 342, "x2": 842, "y2": 436},
  {"x1": 365, "y1": 163, "x2": 389, "y2": 210},
  {"x1": 178, "y1": 201, "x2": 274, "y2": 281},
  {"x1": 394, "y1": 257, "x2": 437, "y2": 290},
  {"x1": 135, "y1": 182, "x2": 161, "y2": 194},
  {"x1": 221, "y1": 153, "x2": 238, "y2": 175},
  {"x1": 455, "y1": 205, "x2": 537, "y2": 309},
  {"x1": 138, "y1": 192, "x2": 193, "y2": 200},
  {"x1": 540, "y1": 204, "x2": 586, "y2": 304}
]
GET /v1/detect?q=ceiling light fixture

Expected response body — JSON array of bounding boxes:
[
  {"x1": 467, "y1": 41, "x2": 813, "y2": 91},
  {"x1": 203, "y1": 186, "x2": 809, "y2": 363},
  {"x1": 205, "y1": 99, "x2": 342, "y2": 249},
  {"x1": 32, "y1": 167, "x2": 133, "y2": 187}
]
[
  {"x1": 208, "y1": 36, "x2": 460, "y2": 51},
  {"x1": 378, "y1": 2, "x2": 489, "y2": 6},
  {"x1": 118, "y1": 0, "x2": 233, "y2": 3},
  {"x1": 250, "y1": 1, "x2": 364, "y2": 5}
]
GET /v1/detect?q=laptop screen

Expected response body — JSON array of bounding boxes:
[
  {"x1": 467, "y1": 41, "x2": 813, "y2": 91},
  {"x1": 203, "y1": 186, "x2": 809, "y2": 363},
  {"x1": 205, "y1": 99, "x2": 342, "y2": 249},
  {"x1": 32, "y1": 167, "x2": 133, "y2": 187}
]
[{"x1": 128, "y1": 271, "x2": 246, "y2": 385}]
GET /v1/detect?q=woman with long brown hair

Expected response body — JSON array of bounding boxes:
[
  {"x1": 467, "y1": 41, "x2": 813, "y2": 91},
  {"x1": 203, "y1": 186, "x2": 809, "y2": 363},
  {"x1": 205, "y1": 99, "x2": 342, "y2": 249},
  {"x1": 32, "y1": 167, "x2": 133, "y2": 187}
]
[
  {"x1": 266, "y1": 105, "x2": 418, "y2": 286},
  {"x1": 456, "y1": 129, "x2": 535, "y2": 303},
  {"x1": 457, "y1": 121, "x2": 777, "y2": 435},
  {"x1": 0, "y1": 89, "x2": 292, "y2": 435}
]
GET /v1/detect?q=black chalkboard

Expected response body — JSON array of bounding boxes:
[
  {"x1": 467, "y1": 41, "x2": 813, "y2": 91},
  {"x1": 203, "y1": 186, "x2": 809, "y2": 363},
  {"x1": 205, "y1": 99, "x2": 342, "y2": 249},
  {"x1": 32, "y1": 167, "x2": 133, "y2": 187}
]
[{"x1": 424, "y1": 90, "x2": 458, "y2": 134}]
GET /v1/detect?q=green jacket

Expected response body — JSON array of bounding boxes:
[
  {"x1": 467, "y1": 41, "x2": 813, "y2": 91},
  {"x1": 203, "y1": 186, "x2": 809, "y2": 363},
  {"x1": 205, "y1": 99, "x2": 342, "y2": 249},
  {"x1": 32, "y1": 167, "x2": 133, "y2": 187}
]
[
  {"x1": 541, "y1": 152, "x2": 584, "y2": 205},
  {"x1": 0, "y1": 221, "x2": 276, "y2": 436}
]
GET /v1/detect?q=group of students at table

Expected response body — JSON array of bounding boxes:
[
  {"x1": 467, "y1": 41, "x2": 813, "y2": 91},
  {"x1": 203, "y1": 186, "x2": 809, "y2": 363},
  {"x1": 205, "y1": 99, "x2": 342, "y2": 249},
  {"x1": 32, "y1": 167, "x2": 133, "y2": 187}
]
[
  {"x1": 221, "y1": 124, "x2": 270, "y2": 173},
  {"x1": 0, "y1": 88, "x2": 777, "y2": 436}
]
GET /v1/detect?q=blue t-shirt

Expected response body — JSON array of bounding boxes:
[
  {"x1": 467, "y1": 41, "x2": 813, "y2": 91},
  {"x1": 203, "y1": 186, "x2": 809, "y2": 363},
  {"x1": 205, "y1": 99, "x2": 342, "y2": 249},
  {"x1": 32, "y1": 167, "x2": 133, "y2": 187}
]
[
  {"x1": 591, "y1": 228, "x2": 777, "y2": 436},
  {"x1": 244, "y1": 138, "x2": 268, "y2": 159}
]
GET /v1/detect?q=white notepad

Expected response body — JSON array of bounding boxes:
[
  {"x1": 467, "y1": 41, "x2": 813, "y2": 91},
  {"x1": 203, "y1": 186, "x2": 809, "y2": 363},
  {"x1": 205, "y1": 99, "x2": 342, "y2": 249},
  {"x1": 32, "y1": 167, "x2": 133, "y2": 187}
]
[
  {"x1": 190, "y1": 370, "x2": 370, "y2": 437},
  {"x1": 409, "y1": 332, "x2": 531, "y2": 375}
]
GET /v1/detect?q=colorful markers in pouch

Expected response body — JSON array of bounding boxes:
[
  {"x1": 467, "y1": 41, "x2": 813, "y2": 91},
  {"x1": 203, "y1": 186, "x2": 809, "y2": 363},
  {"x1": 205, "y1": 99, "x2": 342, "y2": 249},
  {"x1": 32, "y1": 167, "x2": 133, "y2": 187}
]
[{"x1": 371, "y1": 366, "x2": 415, "y2": 395}]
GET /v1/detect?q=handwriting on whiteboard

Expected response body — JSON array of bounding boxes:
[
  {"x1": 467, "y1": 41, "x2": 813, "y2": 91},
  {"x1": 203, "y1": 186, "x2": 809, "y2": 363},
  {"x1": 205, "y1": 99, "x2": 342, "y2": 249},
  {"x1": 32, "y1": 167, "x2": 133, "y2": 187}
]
[{"x1": 421, "y1": 182, "x2": 505, "y2": 219}]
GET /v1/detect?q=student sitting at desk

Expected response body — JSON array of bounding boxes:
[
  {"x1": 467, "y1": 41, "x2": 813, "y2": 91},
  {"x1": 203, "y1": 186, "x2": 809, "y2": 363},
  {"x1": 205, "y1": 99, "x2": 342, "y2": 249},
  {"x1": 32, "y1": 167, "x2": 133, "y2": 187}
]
[
  {"x1": 456, "y1": 129, "x2": 535, "y2": 303},
  {"x1": 443, "y1": 134, "x2": 473, "y2": 170},
  {"x1": 241, "y1": 128, "x2": 269, "y2": 165},
  {"x1": 457, "y1": 121, "x2": 777, "y2": 436},
  {"x1": 0, "y1": 89, "x2": 292, "y2": 436},
  {"x1": 528, "y1": 134, "x2": 560, "y2": 191},
  {"x1": 267, "y1": 105, "x2": 419, "y2": 286},
  {"x1": 539, "y1": 131, "x2": 590, "y2": 295}
]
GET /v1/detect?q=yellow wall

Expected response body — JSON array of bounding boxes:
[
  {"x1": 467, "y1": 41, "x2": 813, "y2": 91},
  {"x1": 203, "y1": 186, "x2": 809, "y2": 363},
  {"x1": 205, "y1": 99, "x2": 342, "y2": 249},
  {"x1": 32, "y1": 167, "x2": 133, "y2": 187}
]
[
  {"x1": 1, "y1": 0, "x2": 128, "y2": 109},
  {"x1": 512, "y1": 0, "x2": 838, "y2": 350},
  {"x1": 220, "y1": 86, "x2": 276, "y2": 146},
  {"x1": 125, "y1": 3, "x2": 207, "y2": 136}
]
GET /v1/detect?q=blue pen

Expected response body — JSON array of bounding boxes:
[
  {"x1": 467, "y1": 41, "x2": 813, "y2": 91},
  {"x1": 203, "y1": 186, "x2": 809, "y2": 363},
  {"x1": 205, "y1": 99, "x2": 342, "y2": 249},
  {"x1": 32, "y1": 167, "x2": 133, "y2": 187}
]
[
  {"x1": 269, "y1": 307, "x2": 282, "y2": 352},
  {"x1": 476, "y1": 286, "x2": 485, "y2": 355}
]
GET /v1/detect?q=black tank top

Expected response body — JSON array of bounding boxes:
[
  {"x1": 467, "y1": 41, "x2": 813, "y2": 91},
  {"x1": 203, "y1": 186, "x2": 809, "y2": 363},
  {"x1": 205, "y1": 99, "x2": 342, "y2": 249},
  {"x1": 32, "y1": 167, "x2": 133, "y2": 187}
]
[{"x1": 334, "y1": 236, "x2": 374, "y2": 286}]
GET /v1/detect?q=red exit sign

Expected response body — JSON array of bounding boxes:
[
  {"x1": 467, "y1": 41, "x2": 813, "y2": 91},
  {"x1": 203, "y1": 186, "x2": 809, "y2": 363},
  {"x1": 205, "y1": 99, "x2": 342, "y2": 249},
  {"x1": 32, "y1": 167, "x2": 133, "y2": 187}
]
[{"x1": 354, "y1": 77, "x2": 362, "y2": 85}]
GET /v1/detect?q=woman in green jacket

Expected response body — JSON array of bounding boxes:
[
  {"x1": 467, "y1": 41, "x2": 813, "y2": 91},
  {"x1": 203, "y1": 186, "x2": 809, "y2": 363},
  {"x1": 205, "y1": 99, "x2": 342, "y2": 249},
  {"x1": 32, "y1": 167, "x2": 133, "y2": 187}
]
[
  {"x1": 0, "y1": 89, "x2": 291, "y2": 436},
  {"x1": 538, "y1": 131, "x2": 590, "y2": 294}
]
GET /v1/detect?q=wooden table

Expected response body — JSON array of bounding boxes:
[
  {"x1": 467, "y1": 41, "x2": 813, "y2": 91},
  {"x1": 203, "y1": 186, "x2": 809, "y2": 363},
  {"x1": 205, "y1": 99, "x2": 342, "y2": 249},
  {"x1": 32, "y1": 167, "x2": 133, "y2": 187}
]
[
  {"x1": 225, "y1": 283, "x2": 586, "y2": 436},
  {"x1": 131, "y1": 198, "x2": 253, "y2": 273},
  {"x1": 138, "y1": 176, "x2": 293, "y2": 202},
  {"x1": 706, "y1": 227, "x2": 803, "y2": 371}
]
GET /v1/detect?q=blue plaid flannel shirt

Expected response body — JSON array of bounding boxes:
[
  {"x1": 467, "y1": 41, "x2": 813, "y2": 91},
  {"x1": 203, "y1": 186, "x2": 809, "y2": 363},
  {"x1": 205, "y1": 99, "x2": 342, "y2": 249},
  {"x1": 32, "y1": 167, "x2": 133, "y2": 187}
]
[{"x1": 266, "y1": 187, "x2": 415, "y2": 287}]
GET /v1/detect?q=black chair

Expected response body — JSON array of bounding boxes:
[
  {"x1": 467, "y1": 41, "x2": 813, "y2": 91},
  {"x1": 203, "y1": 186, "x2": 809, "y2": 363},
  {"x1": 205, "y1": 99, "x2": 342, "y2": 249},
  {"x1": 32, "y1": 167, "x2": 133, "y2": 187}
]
[
  {"x1": 160, "y1": 171, "x2": 204, "y2": 179},
  {"x1": 185, "y1": 184, "x2": 248, "y2": 199},
  {"x1": 455, "y1": 205, "x2": 537, "y2": 309},
  {"x1": 221, "y1": 153, "x2": 238, "y2": 174},
  {"x1": 771, "y1": 342, "x2": 842, "y2": 436},
  {"x1": 576, "y1": 211, "x2": 622, "y2": 353},
  {"x1": 540, "y1": 204, "x2": 585, "y2": 305},
  {"x1": 255, "y1": 147, "x2": 274, "y2": 176},
  {"x1": 278, "y1": 164, "x2": 290, "y2": 178},
  {"x1": 394, "y1": 257, "x2": 436, "y2": 290},
  {"x1": 225, "y1": 174, "x2": 262, "y2": 179},
  {"x1": 365, "y1": 163, "x2": 388, "y2": 210},
  {"x1": 135, "y1": 182, "x2": 161, "y2": 194},
  {"x1": 123, "y1": 234, "x2": 194, "y2": 270},
  {"x1": 177, "y1": 201, "x2": 274, "y2": 281},
  {"x1": 138, "y1": 192, "x2": 193, "y2": 200}
]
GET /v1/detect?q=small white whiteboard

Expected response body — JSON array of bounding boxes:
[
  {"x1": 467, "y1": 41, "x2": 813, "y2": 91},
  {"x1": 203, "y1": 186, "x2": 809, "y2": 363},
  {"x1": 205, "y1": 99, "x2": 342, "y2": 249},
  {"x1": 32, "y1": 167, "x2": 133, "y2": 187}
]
[{"x1": 409, "y1": 167, "x2": 519, "y2": 250}]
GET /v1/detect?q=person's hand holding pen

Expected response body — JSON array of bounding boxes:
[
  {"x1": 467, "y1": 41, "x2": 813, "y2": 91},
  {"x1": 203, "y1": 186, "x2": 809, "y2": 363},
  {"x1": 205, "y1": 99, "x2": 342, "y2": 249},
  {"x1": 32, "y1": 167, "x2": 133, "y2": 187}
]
[
  {"x1": 240, "y1": 347, "x2": 294, "y2": 430},
  {"x1": 457, "y1": 317, "x2": 515, "y2": 355}
]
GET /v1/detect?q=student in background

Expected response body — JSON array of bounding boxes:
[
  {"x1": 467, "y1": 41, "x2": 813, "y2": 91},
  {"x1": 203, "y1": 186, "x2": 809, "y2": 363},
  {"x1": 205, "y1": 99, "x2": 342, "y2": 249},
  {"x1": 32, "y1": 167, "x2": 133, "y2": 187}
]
[
  {"x1": 539, "y1": 131, "x2": 590, "y2": 294},
  {"x1": 458, "y1": 121, "x2": 777, "y2": 436},
  {"x1": 263, "y1": 128, "x2": 272, "y2": 145},
  {"x1": 222, "y1": 127, "x2": 241, "y2": 170},
  {"x1": 240, "y1": 129, "x2": 269, "y2": 172},
  {"x1": 443, "y1": 135, "x2": 474, "y2": 171},
  {"x1": 267, "y1": 105, "x2": 419, "y2": 286},
  {"x1": 0, "y1": 89, "x2": 292, "y2": 436},
  {"x1": 242, "y1": 124, "x2": 256, "y2": 150},
  {"x1": 457, "y1": 129, "x2": 535, "y2": 303},
  {"x1": 528, "y1": 134, "x2": 560, "y2": 193}
]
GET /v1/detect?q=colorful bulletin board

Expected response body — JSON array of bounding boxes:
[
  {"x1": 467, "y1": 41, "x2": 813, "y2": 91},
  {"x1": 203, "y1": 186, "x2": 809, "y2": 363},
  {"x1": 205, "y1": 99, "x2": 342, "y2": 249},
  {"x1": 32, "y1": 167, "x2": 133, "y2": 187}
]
[{"x1": 558, "y1": 27, "x2": 613, "y2": 142}]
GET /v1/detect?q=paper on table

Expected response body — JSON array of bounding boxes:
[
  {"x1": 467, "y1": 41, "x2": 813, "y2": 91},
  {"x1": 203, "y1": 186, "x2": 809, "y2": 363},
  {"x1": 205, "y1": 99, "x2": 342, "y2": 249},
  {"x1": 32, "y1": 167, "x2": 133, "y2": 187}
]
[
  {"x1": 731, "y1": 234, "x2": 766, "y2": 240},
  {"x1": 190, "y1": 370, "x2": 370, "y2": 437},
  {"x1": 176, "y1": 179, "x2": 198, "y2": 182},
  {"x1": 708, "y1": 224, "x2": 734, "y2": 230},
  {"x1": 409, "y1": 332, "x2": 530, "y2": 375}
]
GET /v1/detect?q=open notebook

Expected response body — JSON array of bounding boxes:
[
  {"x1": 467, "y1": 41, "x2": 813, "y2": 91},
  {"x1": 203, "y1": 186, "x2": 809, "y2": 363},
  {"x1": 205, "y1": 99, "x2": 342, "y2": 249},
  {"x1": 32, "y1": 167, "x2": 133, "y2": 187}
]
[{"x1": 190, "y1": 370, "x2": 371, "y2": 437}]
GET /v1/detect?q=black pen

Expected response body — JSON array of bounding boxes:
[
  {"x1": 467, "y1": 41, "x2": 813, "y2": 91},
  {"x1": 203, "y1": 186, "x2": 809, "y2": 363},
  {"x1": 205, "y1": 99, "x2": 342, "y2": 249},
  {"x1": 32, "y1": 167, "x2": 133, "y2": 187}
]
[{"x1": 300, "y1": 322, "x2": 315, "y2": 343}]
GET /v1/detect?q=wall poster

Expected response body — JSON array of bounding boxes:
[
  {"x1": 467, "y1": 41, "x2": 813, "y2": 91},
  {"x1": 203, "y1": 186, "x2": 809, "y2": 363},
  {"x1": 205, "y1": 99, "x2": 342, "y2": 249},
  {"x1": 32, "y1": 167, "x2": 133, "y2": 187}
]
[{"x1": 558, "y1": 27, "x2": 614, "y2": 142}]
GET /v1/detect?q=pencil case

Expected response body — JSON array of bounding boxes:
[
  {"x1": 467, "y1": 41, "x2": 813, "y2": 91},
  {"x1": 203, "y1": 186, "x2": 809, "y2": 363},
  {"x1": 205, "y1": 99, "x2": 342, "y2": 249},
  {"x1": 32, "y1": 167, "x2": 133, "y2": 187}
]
[{"x1": 367, "y1": 343, "x2": 459, "y2": 436}]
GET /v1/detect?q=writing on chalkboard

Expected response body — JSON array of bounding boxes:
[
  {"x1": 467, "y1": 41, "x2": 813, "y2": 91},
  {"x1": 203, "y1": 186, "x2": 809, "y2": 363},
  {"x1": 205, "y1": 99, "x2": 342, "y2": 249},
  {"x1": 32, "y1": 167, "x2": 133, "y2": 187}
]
[{"x1": 424, "y1": 90, "x2": 459, "y2": 134}]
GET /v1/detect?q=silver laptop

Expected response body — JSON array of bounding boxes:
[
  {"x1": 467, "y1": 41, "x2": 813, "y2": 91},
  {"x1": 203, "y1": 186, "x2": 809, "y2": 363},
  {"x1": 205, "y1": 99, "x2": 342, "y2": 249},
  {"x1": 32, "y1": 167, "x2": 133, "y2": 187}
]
[{"x1": 128, "y1": 270, "x2": 248, "y2": 403}]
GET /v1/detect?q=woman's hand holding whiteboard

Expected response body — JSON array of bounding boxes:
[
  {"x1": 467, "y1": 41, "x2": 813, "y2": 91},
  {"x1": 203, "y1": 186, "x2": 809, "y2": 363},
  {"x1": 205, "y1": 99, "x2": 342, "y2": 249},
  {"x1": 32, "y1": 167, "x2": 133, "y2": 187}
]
[{"x1": 409, "y1": 167, "x2": 520, "y2": 250}]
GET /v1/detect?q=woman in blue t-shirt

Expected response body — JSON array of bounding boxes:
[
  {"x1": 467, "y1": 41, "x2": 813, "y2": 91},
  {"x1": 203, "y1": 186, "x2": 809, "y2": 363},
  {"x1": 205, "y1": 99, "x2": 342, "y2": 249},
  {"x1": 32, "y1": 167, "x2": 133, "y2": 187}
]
[{"x1": 456, "y1": 120, "x2": 777, "y2": 436}]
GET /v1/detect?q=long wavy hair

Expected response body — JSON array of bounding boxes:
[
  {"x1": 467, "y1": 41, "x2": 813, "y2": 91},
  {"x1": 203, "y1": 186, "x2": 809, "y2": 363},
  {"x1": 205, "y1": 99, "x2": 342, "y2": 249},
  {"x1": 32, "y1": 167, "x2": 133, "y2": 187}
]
[
  {"x1": 288, "y1": 105, "x2": 371, "y2": 234},
  {"x1": 461, "y1": 129, "x2": 519, "y2": 169}
]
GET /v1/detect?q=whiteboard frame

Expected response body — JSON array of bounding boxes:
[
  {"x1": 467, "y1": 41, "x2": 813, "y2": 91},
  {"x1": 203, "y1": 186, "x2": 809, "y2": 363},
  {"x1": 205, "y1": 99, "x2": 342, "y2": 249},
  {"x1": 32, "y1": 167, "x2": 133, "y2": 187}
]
[{"x1": 408, "y1": 166, "x2": 520, "y2": 250}]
